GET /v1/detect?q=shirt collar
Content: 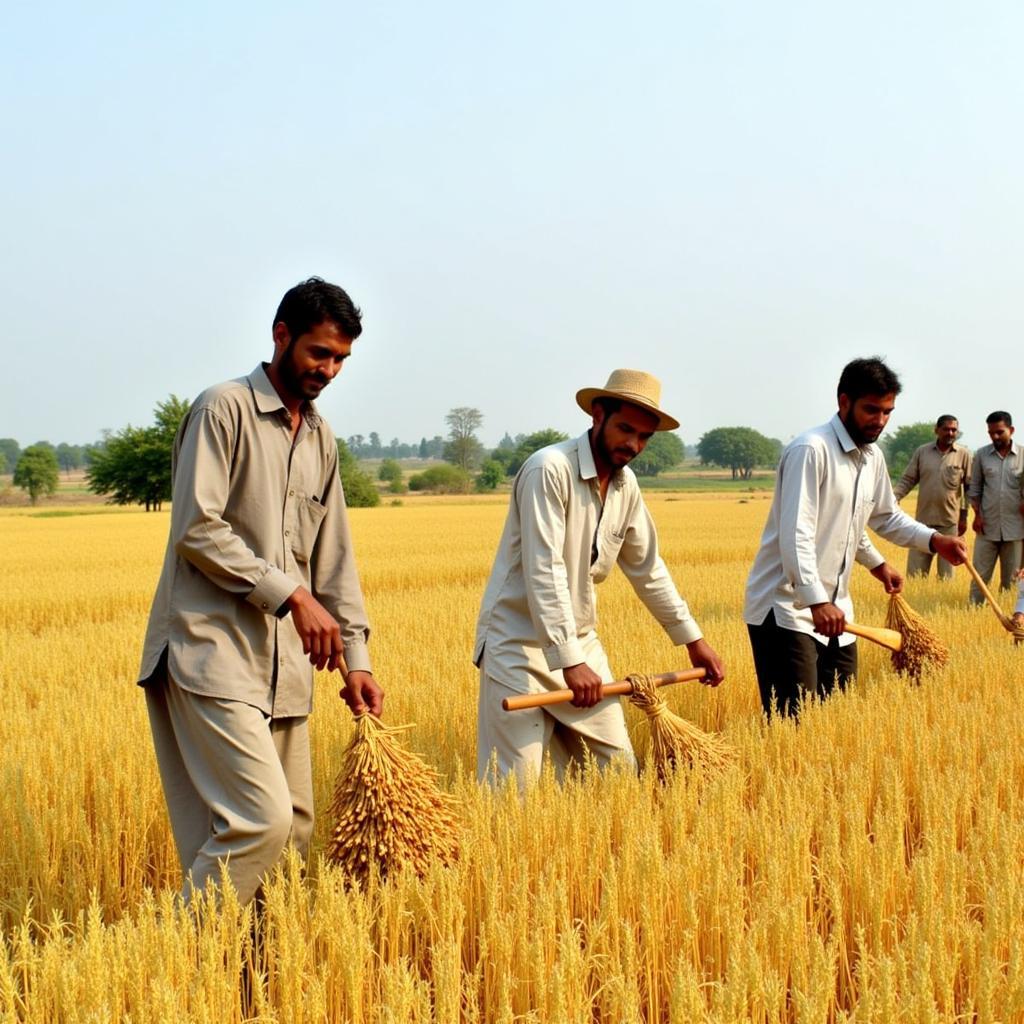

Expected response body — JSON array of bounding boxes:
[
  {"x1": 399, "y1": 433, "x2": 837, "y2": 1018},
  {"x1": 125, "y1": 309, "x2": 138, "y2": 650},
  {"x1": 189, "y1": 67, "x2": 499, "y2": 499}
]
[
  {"x1": 576, "y1": 429, "x2": 624, "y2": 489},
  {"x1": 248, "y1": 363, "x2": 321, "y2": 427},
  {"x1": 829, "y1": 413, "x2": 861, "y2": 455},
  {"x1": 933, "y1": 440, "x2": 960, "y2": 453},
  {"x1": 577, "y1": 431, "x2": 598, "y2": 480}
]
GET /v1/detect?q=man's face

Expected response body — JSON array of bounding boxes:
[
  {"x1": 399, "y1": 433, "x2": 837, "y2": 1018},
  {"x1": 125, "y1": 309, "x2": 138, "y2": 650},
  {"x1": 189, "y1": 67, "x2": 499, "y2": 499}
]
[
  {"x1": 592, "y1": 403, "x2": 660, "y2": 468},
  {"x1": 838, "y1": 392, "x2": 896, "y2": 447},
  {"x1": 988, "y1": 419, "x2": 1014, "y2": 453},
  {"x1": 935, "y1": 420, "x2": 959, "y2": 449},
  {"x1": 273, "y1": 321, "x2": 353, "y2": 402}
]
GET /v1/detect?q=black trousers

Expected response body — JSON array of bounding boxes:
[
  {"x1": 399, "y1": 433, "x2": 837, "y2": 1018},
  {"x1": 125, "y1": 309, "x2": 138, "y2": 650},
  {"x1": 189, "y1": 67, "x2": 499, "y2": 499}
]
[{"x1": 747, "y1": 610, "x2": 858, "y2": 718}]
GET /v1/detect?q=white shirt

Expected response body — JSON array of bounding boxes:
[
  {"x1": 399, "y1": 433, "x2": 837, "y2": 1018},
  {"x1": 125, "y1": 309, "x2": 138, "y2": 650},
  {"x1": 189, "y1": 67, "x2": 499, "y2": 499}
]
[
  {"x1": 744, "y1": 415, "x2": 934, "y2": 646},
  {"x1": 474, "y1": 432, "x2": 702, "y2": 692}
]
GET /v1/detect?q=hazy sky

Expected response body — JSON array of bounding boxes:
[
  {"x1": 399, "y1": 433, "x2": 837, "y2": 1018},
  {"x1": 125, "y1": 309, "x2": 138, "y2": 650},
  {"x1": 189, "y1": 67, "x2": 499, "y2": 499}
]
[{"x1": 3, "y1": 1, "x2": 1022, "y2": 452}]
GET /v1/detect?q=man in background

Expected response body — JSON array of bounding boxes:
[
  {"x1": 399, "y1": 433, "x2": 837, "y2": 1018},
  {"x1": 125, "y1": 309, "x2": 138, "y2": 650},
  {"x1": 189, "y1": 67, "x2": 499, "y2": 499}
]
[
  {"x1": 744, "y1": 358, "x2": 968, "y2": 718},
  {"x1": 892, "y1": 415, "x2": 971, "y2": 580},
  {"x1": 968, "y1": 411, "x2": 1024, "y2": 604},
  {"x1": 474, "y1": 369, "x2": 725, "y2": 786},
  {"x1": 139, "y1": 277, "x2": 383, "y2": 905}
]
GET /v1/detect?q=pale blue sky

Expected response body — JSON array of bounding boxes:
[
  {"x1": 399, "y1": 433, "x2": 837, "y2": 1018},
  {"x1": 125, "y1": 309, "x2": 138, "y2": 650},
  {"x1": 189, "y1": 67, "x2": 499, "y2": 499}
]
[{"x1": 3, "y1": 1, "x2": 1022, "y2": 451}]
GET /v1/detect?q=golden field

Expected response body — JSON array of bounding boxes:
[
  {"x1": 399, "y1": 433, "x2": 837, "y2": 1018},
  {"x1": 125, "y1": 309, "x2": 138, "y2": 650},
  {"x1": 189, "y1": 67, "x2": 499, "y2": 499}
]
[{"x1": 2, "y1": 495, "x2": 1023, "y2": 1023}]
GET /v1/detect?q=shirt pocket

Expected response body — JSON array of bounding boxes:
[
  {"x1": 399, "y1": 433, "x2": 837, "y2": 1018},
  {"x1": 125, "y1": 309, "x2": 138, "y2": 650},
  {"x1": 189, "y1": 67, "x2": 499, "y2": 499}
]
[
  {"x1": 292, "y1": 497, "x2": 328, "y2": 564},
  {"x1": 590, "y1": 526, "x2": 627, "y2": 582},
  {"x1": 855, "y1": 494, "x2": 876, "y2": 535},
  {"x1": 941, "y1": 463, "x2": 964, "y2": 490}
]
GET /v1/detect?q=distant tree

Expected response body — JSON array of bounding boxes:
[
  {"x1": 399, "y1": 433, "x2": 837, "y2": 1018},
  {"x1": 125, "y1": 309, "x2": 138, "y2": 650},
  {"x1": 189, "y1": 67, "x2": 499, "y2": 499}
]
[
  {"x1": 0, "y1": 439, "x2": 20, "y2": 473},
  {"x1": 505, "y1": 429, "x2": 569, "y2": 476},
  {"x1": 489, "y1": 447, "x2": 517, "y2": 472},
  {"x1": 496, "y1": 432, "x2": 517, "y2": 451},
  {"x1": 697, "y1": 427, "x2": 779, "y2": 480},
  {"x1": 632, "y1": 431, "x2": 686, "y2": 477},
  {"x1": 55, "y1": 442, "x2": 84, "y2": 474},
  {"x1": 883, "y1": 422, "x2": 938, "y2": 476},
  {"x1": 408, "y1": 464, "x2": 472, "y2": 494},
  {"x1": 378, "y1": 458, "x2": 403, "y2": 484},
  {"x1": 337, "y1": 440, "x2": 380, "y2": 507},
  {"x1": 443, "y1": 407, "x2": 484, "y2": 472},
  {"x1": 368, "y1": 432, "x2": 382, "y2": 458},
  {"x1": 418, "y1": 437, "x2": 429, "y2": 459},
  {"x1": 0, "y1": 451, "x2": 6, "y2": 474},
  {"x1": 476, "y1": 459, "x2": 506, "y2": 491},
  {"x1": 13, "y1": 444, "x2": 60, "y2": 504},
  {"x1": 427, "y1": 435, "x2": 445, "y2": 459},
  {"x1": 87, "y1": 395, "x2": 191, "y2": 510}
]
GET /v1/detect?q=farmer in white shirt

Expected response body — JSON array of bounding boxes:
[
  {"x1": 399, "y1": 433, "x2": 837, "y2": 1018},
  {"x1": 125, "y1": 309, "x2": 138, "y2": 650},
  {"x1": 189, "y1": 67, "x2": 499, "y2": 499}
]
[
  {"x1": 474, "y1": 369, "x2": 725, "y2": 784},
  {"x1": 744, "y1": 357, "x2": 968, "y2": 718}
]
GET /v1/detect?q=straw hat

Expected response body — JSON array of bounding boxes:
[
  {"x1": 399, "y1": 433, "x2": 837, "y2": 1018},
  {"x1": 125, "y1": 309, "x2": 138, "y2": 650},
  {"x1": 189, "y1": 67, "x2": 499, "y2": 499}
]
[{"x1": 575, "y1": 369, "x2": 680, "y2": 432}]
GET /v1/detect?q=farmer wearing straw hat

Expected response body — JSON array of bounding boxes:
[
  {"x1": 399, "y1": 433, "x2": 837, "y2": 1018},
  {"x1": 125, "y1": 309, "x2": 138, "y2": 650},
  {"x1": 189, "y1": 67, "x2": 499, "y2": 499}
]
[
  {"x1": 138, "y1": 278, "x2": 383, "y2": 906},
  {"x1": 744, "y1": 357, "x2": 968, "y2": 718},
  {"x1": 474, "y1": 369, "x2": 726, "y2": 785}
]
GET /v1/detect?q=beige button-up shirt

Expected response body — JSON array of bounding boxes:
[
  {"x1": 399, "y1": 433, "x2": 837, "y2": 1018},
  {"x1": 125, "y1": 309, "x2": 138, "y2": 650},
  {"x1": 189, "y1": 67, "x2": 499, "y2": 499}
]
[
  {"x1": 139, "y1": 364, "x2": 371, "y2": 717},
  {"x1": 744, "y1": 415, "x2": 934, "y2": 646},
  {"x1": 968, "y1": 442, "x2": 1024, "y2": 542},
  {"x1": 892, "y1": 441, "x2": 972, "y2": 528},
  {"x1": 473, "y1": 432, "x2": 702, "y2": 692}
]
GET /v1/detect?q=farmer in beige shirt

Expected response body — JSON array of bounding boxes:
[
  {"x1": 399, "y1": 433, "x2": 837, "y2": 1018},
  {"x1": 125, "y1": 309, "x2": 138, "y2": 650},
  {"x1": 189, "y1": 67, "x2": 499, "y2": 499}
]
[
  {"x1": 474, "y1": 369, "x2": 725, "y2": 785},
  {"x1": 968, "y1": 410, "x2": 1024, "y2": 603},
  {"x1": 139, "y1": 278, "x2": 383, "y2": 905},
  {"x1": 892, "y1": 415, "x2": 971, "y2": 580}
]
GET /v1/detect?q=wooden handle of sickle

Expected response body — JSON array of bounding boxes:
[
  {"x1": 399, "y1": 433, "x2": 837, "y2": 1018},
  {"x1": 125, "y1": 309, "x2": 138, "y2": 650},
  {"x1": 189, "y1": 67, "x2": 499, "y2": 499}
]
[
  {"x1": 843, "y1": 621, "x2": 903, "y2": 652},
  {"x1": 501, "y1": 668, "x2": 707, "y2": 711},
  {"x1": 961, "y1": 558, "x2": 1015, "y2": 631}
]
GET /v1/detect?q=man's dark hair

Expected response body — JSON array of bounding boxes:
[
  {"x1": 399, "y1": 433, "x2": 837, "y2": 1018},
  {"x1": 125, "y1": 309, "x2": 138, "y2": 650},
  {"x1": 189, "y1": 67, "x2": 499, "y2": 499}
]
[
  {"x1": 593, "y1": 397, "x2": 623, "y2": 418},
  {"x1": 836, "y1": 357, "x2": 902, "y2": 403},
  {"x1": 936, "y1": 414, "x2": 958, "y2": 429},
  {"x1": 273, "y1": 277, "x2": 362, "y2": 341},
  {"x1": 987, "y1": 410, "x2": 1012, "y2": 427}
]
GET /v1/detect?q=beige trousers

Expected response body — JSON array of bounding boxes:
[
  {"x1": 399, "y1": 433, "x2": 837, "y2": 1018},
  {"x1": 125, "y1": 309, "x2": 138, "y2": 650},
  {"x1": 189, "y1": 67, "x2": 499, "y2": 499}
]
[
  {"x1": 906, "y1": 523, "x2": 956, "y2": 580},
  {"x1": 476, "y1": 643, "x2": 636, "y2": 787},
  {"x1": 145, "y1": 674, "x2": 314, "y2": 906},
  {"x1": 970, "y1": 537, "x2": 1023, "y2": 604}
]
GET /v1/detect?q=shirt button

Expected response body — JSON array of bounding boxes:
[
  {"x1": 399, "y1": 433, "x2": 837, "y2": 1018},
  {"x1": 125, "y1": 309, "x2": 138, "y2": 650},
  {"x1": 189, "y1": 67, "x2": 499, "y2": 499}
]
[
  {"x1": 284, "y1": 529, "x2": 290, "y2": 536},
  {"x1": 261, "y1": 602, "x2": 268, "y2": 610},
  {"x1": 289, "y1": 489, "x2": 294, "y2": 496}
]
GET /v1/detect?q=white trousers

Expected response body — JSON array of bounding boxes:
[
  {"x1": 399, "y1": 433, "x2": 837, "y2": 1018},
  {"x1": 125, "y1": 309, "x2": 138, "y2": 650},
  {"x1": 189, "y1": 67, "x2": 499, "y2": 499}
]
[{"x1": 476, "y1": 641, "x2": 636, "y2": 786}]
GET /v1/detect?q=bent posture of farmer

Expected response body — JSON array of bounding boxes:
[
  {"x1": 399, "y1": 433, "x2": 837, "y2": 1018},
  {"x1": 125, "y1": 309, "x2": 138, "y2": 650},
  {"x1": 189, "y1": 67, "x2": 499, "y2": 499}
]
[
  {"x1": 744, "y1": 357, "x2": 968, "y2": 718},
  {"x1": 474, "y1": 369, "x2": 725, "y2": 785},
  {"x1": 139, "y1": 277, "x2": 383, "y2": 905}
]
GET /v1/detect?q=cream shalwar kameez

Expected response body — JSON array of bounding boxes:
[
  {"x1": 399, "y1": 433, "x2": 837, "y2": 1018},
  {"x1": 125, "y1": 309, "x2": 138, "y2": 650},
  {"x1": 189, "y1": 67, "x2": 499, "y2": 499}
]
[
  {"x1": 474, "y1": 432, "x2": 703, "y2": 785},
  {"x1": 139, "y1": 364, "x2": 371, "y2": 904}
]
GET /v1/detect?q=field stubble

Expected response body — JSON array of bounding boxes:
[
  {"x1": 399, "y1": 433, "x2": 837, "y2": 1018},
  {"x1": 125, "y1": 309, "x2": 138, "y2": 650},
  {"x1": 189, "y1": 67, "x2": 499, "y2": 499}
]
[{"x1": 1, "y1": 496, "x2": 1023, "y2": 1022}]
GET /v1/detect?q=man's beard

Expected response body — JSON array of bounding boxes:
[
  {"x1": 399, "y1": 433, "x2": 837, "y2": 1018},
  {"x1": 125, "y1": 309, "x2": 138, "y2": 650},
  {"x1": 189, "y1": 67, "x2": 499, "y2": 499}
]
[
  {"x1": 279, "y1": 342, "x2": 329, "y2": 402},
  {"x1": 841, "y1": 409, "x2": 882, "y2": 448},
  {"x1": 593, "y1": 421, "x2": 637, "y2": 468}
]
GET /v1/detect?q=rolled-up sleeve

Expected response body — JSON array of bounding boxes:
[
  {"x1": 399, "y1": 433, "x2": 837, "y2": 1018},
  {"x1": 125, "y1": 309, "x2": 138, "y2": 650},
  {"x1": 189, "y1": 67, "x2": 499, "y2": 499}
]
[
  {"x1": 617, "y1": 497, "x2": 702, "y2": 645},
  {"x1": 171, "y1": 406, "x2": 301, "y2": 613},
  {"x1": 516, "y1": 463, "x2": 587, "y2": 670},
  {"x1": 777, "y1": 444, "x2": 831, "y2": 608},
  {"x1": 310, "y1": 444, "x2": 372, "y2": 673}
]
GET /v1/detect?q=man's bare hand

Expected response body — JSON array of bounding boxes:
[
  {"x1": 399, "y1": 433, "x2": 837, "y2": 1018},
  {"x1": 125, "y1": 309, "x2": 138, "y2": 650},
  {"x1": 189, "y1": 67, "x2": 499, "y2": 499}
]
[
  {"x1": 563, "y1": 662, "x2": 604, "y2": 708},
  {"x1": 811, "y1": 601, "x2": 845, "y2": 638},
  {"x1": 285, "y1": 587, "x2": 345, "y2": 671},
  {"x1": 932, "y1": 533, "x2": 968, "y2": 566},
  {"x1": 685, "y1": 638, "x2": 725, "y2": 686},
  {"x1": 870, "y1": 562, "x2": 903, "y2": 594},
  {"x1": 340, "y1": 670, "x2": 384, "y2": 717},
  {"x1": 973, "y1": 515, "x2": 985, "y2": 534}
]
